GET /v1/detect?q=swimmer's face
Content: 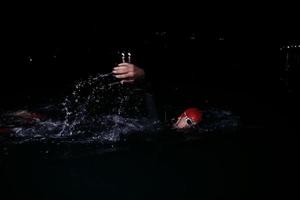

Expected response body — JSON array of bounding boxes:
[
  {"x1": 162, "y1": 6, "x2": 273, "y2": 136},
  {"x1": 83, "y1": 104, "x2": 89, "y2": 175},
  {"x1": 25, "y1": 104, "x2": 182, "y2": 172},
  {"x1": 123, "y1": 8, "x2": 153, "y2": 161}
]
[{"x1": 173, "y1": 112, "x2": 196, "y2": 129}]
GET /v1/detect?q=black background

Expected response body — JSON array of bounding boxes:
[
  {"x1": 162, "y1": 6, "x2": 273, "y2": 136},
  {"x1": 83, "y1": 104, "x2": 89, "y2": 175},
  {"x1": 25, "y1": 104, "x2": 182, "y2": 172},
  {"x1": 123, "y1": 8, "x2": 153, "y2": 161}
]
[{"x1": 0, "y1": 10, "x2": 298, "y2": 199}]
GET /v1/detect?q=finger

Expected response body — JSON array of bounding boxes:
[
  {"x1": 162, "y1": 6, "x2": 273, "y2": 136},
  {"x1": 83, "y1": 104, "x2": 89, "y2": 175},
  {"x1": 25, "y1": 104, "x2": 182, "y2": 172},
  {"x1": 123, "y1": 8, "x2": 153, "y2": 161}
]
[
  {"x1": 118, "y1": 63, "x2": 131, "y2": 66},
  {"x1": 112, "y1": 66, "x2": 130, "y2": 74},
  {"x1": 118, "y1": 63, "x2": 134, "y2": 69},
  {"x1": 121, "y1": 79, "x2": 135, "y2": 84},
  {"x1": 114, "y1": 73, "x2": 133, "y2": 79}
]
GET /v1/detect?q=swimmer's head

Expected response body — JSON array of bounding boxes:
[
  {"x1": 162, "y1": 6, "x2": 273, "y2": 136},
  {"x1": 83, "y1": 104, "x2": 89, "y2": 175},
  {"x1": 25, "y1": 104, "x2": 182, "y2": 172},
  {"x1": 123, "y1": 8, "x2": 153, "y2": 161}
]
[{"x1": 173, "y1": 107, "x2": 203, "y2": 129}]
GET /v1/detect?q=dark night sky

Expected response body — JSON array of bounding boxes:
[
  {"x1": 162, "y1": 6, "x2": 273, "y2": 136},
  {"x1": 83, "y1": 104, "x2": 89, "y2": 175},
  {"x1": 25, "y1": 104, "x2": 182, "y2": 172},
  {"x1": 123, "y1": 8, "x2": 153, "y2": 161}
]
[{"x1": 0, "y1": 17, "x2": 297, "y2": 122}]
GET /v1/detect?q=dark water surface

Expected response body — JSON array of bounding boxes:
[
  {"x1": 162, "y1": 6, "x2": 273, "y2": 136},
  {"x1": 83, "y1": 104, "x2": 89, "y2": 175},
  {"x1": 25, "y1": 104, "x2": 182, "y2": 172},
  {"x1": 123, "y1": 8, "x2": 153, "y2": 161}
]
[{"x1": 0, "y1": 123, "x2": 279, "y2": 200}]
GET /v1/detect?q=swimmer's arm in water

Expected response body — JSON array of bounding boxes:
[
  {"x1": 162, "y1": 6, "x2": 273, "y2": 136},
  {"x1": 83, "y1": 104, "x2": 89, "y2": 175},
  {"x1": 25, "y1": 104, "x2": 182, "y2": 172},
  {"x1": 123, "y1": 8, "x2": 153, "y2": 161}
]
[{"x1": 112, "y1": 63, "x2": 145, "y2": 84}]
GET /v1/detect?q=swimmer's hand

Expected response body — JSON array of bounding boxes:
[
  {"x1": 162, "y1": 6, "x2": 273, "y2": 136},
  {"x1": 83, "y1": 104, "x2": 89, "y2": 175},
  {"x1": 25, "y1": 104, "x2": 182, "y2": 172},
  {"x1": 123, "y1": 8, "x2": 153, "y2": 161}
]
[{"x1": 112, "y1": 63, "x2": 145, "y2": 84}]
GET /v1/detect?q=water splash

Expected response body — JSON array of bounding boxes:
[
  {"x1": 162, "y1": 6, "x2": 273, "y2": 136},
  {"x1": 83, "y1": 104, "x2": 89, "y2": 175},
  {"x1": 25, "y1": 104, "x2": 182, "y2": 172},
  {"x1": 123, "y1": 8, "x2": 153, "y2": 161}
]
[
  {"x1": 1, "y1": 72, "x2": 157, "y2": 144},
  {"x1": 7, "y1": 115, "x2": 160, "y2": 144},
  {"x1": 59, "y1": 73, "x2": 148, "y2": 137}
]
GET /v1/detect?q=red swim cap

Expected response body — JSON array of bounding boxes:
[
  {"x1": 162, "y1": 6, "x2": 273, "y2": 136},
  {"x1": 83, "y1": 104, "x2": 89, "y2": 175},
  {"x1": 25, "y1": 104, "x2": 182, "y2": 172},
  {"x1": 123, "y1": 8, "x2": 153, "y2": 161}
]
[{"x1": 183, "y1": 107, "x2": 203, "y2": 124}]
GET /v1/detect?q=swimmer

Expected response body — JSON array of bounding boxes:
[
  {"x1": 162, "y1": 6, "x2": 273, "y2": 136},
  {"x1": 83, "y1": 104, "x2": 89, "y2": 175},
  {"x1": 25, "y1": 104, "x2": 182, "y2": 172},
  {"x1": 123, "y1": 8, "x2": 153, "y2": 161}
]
[{"x1": 172, "y1": 107, "x2": 203, "y2": 130}]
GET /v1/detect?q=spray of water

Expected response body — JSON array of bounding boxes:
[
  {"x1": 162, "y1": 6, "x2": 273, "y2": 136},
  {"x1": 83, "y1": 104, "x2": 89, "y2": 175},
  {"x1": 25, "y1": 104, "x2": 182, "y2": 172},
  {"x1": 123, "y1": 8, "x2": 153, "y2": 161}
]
[
  {"x1": 58, "y1": 72, "x2": 152, "y2": 137},
  {"x1": 1, "y1": 71, "x2": 159, "y2": 144}
]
